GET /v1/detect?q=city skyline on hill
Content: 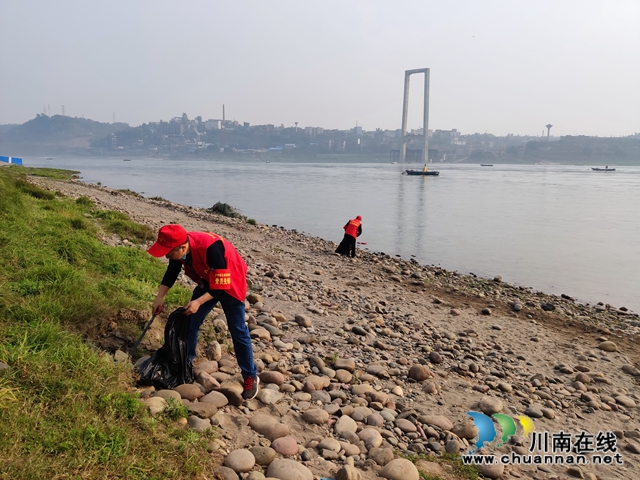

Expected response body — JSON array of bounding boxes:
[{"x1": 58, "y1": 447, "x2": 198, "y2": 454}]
[{"x1": 1, "y1": 1, "x2": 639, "y2": 137}]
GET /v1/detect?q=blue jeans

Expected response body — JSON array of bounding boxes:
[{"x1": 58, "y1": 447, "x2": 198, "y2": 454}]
[{"x1": 188, "y1": 284, "x2": 257, "y2": 380}]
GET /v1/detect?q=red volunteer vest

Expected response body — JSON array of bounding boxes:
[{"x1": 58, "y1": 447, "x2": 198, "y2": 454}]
[
  {"x1": 344, "y1": 218, "x2": 361, "y2": 238},
  {"x1": 181, "y1": 231, "x2": 247, "y2": 302}
]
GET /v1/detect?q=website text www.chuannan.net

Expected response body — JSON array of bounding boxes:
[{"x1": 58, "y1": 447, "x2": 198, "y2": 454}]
[{"x1": 462, "y1": 452, "x2": 624, "y2": 466}]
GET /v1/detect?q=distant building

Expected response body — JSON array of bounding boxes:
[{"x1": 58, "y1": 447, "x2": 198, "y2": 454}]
[
  {"x1": 305, "y1": 126, "x2": 324, "y2": 136},
  {"x1": 205, "y1": 120, "x2": 222, "y2": 130},
  {"x1": 159, "y1": 121, "x2": 183, "y2": 135},
  {"x1": 432, "y1": 129, "x2": 460, "y2": 144}
]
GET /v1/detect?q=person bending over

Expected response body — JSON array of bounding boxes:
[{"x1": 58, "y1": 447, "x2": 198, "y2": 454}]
[
  {"x1": 335, "y1": 215, "x2": 362, "y2": 258},
  {"x1": 147, "y1": 224, "x2": 259, "y2": 400}
]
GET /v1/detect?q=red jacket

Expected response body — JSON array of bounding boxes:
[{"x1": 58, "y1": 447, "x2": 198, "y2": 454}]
[
  {"x1": 344, "y1": 218, "x2": 362, "y2": 238},
  {"x1": 181, "y1": 231, "x2": 247, "y2": 302}
]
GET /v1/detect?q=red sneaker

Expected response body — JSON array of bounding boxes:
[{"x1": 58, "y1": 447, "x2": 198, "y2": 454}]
[{"x1": 242, "y1": 375, "x2": 260, "y2": 400}]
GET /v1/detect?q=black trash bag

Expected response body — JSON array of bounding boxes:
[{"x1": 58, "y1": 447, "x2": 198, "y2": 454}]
[{"x1": 136, "y1": 307, "x2": 193, "y2": 389}]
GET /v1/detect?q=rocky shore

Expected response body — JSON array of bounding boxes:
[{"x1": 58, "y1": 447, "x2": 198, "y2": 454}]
[{"x1": 29, "y1": 176, "x2": 640, "y2": 480}]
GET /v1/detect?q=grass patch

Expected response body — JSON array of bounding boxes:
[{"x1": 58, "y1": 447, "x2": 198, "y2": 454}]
[
  {"x1": 117, "y1": 188, "x2": 143, "y2": 197},
  {"x1": 76, "y1": 195, "x2": 95, "y2": 208},
  {"x1": 10, "y1": 166, "x2": 80, "y2": 180},
  {"x1": 13, "y1": 178, "x2": 56, "y2": 200},
  {"x1": 93, "y1": 209, "x2": 155, "y2": 243},
  {"x1": 164, "y1": 397, "x2": 190, "y2": 421},
  {"x1": 0, "y1": 167, "x2": 217, "y2": 479},
  {"x1": 402, "y1": 452, "x2": 479, "y2": 480}
]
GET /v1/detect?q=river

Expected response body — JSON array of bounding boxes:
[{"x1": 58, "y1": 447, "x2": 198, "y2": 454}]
[{"x1": 24, "y1": 157, "x2": 640, "y2": 312}]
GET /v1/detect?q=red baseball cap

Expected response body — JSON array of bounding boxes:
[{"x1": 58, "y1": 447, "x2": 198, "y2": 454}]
[{"x1": 147, "y1": 224, "x2": 188, "y2": 257}]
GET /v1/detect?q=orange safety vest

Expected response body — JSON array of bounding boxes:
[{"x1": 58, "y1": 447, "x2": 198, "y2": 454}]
[
  {"x1": 181, "y1": 231, "x2": 247, "y2": 302},
  {"x1": 344, "y1": 218, "x2": 361, "y2": 238}
]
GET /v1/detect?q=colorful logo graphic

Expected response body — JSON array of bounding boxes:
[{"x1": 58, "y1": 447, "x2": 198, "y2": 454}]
[{"x1": 466, "y1": 411, "x2": 535, "y2": 453}]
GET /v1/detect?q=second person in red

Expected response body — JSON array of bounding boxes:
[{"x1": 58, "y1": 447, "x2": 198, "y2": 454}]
[{"x1": 335, "y1": 215, "x2": 362, "y2": 257}]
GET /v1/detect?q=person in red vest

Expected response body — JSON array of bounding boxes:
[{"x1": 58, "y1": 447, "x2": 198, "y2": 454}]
[
  {"x1": 335, "y1": 215, "x2": 362, "y2": 257},
  {"x1": 147, "y1": 224, "x2": 259, "y2": 400}
]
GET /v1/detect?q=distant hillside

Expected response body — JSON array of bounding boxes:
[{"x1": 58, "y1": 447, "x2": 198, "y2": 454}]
[{"x1": 0, "y1": 115, "x2": 130, "y2": 155}]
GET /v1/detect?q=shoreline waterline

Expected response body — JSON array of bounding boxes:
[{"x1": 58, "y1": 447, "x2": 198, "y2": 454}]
[
  {"x1": 22, "y1": 158, "x2": 640, "y2": 313},
  {"x1": 27, "y1": 173, "x2": 640, "y2": 321}
]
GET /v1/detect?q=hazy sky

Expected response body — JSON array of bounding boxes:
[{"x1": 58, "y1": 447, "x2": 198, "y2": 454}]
[{"x1": 1, "y1": 0, "x2": 639, "y2": 136}]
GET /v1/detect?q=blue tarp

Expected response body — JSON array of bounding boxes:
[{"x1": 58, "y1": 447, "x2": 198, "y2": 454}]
[{"x1": 0, "y1": 156, "x2": 23, "y2": 165}]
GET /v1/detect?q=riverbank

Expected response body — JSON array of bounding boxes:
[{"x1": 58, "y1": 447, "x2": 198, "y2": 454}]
[{"x1": 25, "y1": 174, "x2": 640, "y2": 480}]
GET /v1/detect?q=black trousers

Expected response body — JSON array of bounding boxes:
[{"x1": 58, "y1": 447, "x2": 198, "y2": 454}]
[{"x1": 335, "y1": 234, "x2": 356, "y2": 257}]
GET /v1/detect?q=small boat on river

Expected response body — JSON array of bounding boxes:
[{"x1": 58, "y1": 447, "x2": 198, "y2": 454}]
[
  {"x1": 591, "y1": 167, "x2": 615, "y2": 172},
  {"x1": 404, "y1": 169, "x2": 439, "y2": 176},
  {"x1": 481, "y1": 164, "x2": 493, "y2": 167}
]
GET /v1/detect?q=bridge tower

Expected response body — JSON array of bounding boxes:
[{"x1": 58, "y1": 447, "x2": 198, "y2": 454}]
[{"x1": 400, "y1": 68, "x2": 430, "y2": 163}]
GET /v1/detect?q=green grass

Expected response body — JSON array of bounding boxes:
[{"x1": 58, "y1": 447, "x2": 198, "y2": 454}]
[
  {"x1": 0, "y1": 167, "x2": 218, "y2": 479},
  {"x1": 8, "y1": 166, "x2": 80, "y2": 180},
  {"x1": 163, "y1": 397, "x2": 190, "y2": 421},
  {"x1": 92, "y1": 209, "x2": 156, "y2": 243},
  {"x1": 402, "y1": 452, "x2": 479, "y2": 480}
]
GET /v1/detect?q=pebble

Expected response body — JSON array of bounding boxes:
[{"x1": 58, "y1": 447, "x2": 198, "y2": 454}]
[
  {"x1": 174, "y1": 383, "x2": 204, "y2": 401},
  {"x1": 224, "y1": 449, "x2": 256, "y2": 473},
  {"x1": 187, "y1": 402, "x2": 218, "y2": 418},
  {"x1": 335, "y1": 415, "x2": 358, "y2": 435},
  {"x1": 615, "y1": 395, "x2": 636, "y2": 408},
  {"x1": 525, "y1": 406, "x2": 544, "y2": 418},
  {"x1": 419, "y1": 415, "x2": 453, "y2": 431},
  {"x1": 257, "y1": 389, "x2": 283, "y2": 405},
  {"x1": 395, "y1": 418, "x2": 417, "y2": 433},
  {"x1": 200, "y1": 390, "x2": 230, "y2": 407},
  {"x1": 378, "y1": 458, "x2": 419, "y2": 480},
  {"x1": 368, "y1": 447, "x2": 394, "y2": 466},
  {"x1": 188, "y1": 415, "x2": 211, "y2": 431},
  {"x1": 266, "y1": 458, "x2": 313, "y2": 480},
  {"x1": 475, "y1": 462, "x2": 505, "y2": 479},
  {"x1": 248, "y1": 414, "x2": 290, "y2": 440},
  {"x1": 477, "y1": 397, "x2": 504, "y2": 414},
  {"x1": 302, "y1": 409, "x2": 329, "y2": 425},
  {"x1": 597, "y1": 341, "x2": 618, "y2": 352},
  {"x1": 260, "y1": 371, "x2": 285, "y2": 385},
  {"x1": 408, "y1": 365, "x2": 431, "y2": 381},
  {"x1": 144, "y1": 397, "x2": 167, "y2": 416},
  {"x1": 451, "y1": 421, "x2": 478, "y2": 439},
  {"x1": 271, "y1": 437, "x2": 299, "y2": 456},
  {"x1": 213, "y1": 466, "x2": 239, "y2": 480},
  {"x1": 335, "y1": 358, "x2": 356, "y2": 372},
  {"x1": 249, "y1": 446, "x2": 277, "y2": 465},
  {"x1": 335, "y1": 465, "x2": 362, "y2": 480},
  {"x1": 428, "y1": 352, "x2": 443, "y2": 364}
]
